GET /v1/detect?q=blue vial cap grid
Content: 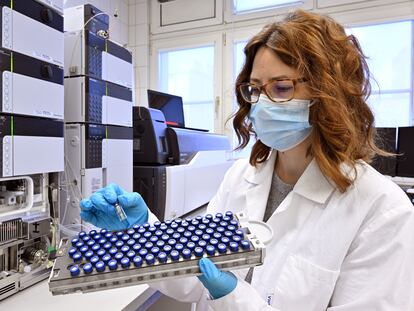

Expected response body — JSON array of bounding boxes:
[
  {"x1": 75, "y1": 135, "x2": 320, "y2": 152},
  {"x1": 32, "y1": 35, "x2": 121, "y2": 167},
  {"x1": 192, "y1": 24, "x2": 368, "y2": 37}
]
[{"x1": 68, "y1": 212, "x2": 253, "y2": 276}]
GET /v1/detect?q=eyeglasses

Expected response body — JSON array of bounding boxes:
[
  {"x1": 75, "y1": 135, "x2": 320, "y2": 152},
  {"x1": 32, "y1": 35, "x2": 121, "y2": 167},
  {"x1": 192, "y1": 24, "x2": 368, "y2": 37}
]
[{"x1": 238, "y1": 78, "x2": 308, "y2": 104}]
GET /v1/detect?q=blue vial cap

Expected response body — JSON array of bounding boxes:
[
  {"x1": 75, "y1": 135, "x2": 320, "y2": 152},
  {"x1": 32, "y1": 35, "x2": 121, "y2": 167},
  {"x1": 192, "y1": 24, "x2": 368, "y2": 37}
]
[
  {"x1": 138, "y1": 227, "x2": 146, "y2": 234},
  {"x1": 79, "y1": 231, "x2": 87, "y2": 237},
  {"x1": 213, "y1": 232, "x2": 222, "y2": 239},
  {"x1": 195, "y1": 230, "x2": 203, "y2": 236},
  {"x1": 182, "y1": 249, "x2": 191, "y2": 259},
  {"x1": 198, "y1": 240, "x2": 207, "y2": 249},
  {"x1": 164, "y1": 219, "x2": 172, "y2": 226},
  {"x1": 212, "y1": 218, "x2": 221, "y2": 224},
  {"x1": 205, "y1": 214, "x2": 213, "y2": 219},
  {"x1": 185, "y1": 217, "x2": 192, "y2": 223},
  {"x1": 143, "y1": 223, "x2": 151, "y2": 229},
  {"x1": 219, "y1": 221, "x2": 228, "y2": 227},
  {"x1": 230, "y1": 242, "x2": 239, "y2": 252},
  {"x1": 145, "y1": 254, "x2": 155, "y2": 265},
  {"x1": 115, "y1": 241, "x2": 124, "y2": 249},
  {"x1": 109, "y1": 247, "x2": 118, "y2": 256},
  {"x1": 108, "y1": 259, "x2": 118, "y2": 270},
  {"x1": 241, "y1": 240, "x2": 250, "y2": 250},
  {"x1": 224, "y1": 231, "x2": 233, "y2": 238},
  {"x1": 127, "y1": 239, "x2": 135, "y2": 247},
  {"x1": 175, "y1": 244, "x2": 184, "y2": 253},
  {"x1": 116, "y1": 231, "x2": 124, "y2": 238},
  {"x1": 138, "y1": 237, "x2": 147, "y2": 245},
  {"x1": 95, "y1": 261, "x2": 105, "y2": 272},
  {"x1": 177, "y1": 227, "x2": 185, "y2": 234},
  {"x1": 209, "y1": 222, "x2": 217, "y2": 229},
  {"x1": 160, "y1": 224, "x2": 168, "y2": 231},
  {"x1": 170, "y1": 222, "x2": 178, "y2": 230},
  {"x1": 149, "y1": 226, "x2": 157, "y2": 233},
  {"x1": 133, "y1": 233, "x2": 141, "y2": 240},
  {"x1": 110, "y1": 236, "x2": 118, "y2": 244},
  {"x1": 132, "y1": 224, "x2": 140, "y2": 231},
  {"x1": 190, "y1": 235, "x2": 199, "y2": 243},
  {"x1": 202, "y1": 218, "x2": 210, "y2": 225},
  {"x1": 175, "y1": 218, "x2": 183, "y2": 224},
  {"x1": 68, "y1": 247, "x2": 77, "y2": 257},
  {"x1": 170, "y1": 250, "x2": 180, "y2": 261},
  {"x1": 92, "y1": 244, "x2": 100, "y2": 252},
  {"x1": 196, "y1": 215, "x2": 203, "y2": 221},
  {"x1": 161, "y1": 234, "x2": 169, "y2": 241},
  {"x1": 121, "y1": 257, "x2": 130, "y2": 268},
  {"x1": 133, "y1": 256, "x2": 143, "y2": 267},
  {"x1": 154, "y1": 221, "x2": 162, "y2": 227},
  {"x1": 100, "y1": 228, "x2": 108, "y2": 234},
  {"x1": 230, "y1": 219, "x2": 239, "y2": 227},
  {"x1": 75, "y1": 241, "x2": 84, "y2": 248},
  {"x1": 167, "y1": 239, "x2": 176, "y2": 246},
  {"x1": 225, "y1": 211, "x2": 233, "y2": 218},
  {"x1": 206, "y1": 245, "x2": 215, "y2": 256},
  {"x1": 72, "y1": 253, "x2": 82, "y2": 262},
  {"x1": 163, "y1": 245, "x2": 172, "y2": 254},
  {"x1": 82, "y1": 235, "x2": 91, "y2": 242},
  {"x1": 121, "y1": 234, "x2": 130, "y2": 242},
  {"x1": 132, "y1": 244, "x2": 142, "y2": 252},
  {"x1": 198, "y1": 224, "x2": 207, "y2": 231},
  {"x1": 97, "y1": 249, "x2": 106, "y2": 258},
  {"x1": 127, "y1": 250, "x2": 136, "y2": 259},
  {"x1": 217, "y1": 227, "x2": 225, "y2": 233},
  {"x1": 103, "y1": 242, "x2": 112, "y2": 250},
  {"x1": 223, "y1": 216, "x2": 231, "y2": 222},
  {"x1": 102, "y1": 254, "x2": 111, "y2": 264},
  {"x1": 188, "y1": 225, "x2": 196, "y2": 232},
  {"x1": 150, "y1": 236, "x2": 159, "y2": 243},
  {"x1": 227, "y1": 225, "x2": 236, "y2": 232},
  {"x1": 183, "y1": 231, "x2": 192, "y2": 238},
  {"x1": 155, "y1": 230, "x2": 163, "y2": 237},
  {"x1": 158, "y1": 252, "x2": 168, "y2": 263},
  {"x1": 85, "y1": 250, "x2": 94, "y2": 260},
  {"x1": 144, "y1": 242, "x2": 154, "y2": 250},
  {"x1": 104, "y1": 232, "x2": 113, "y2": 239},
  {"x1": 89, "y1": 230, "x2": 97, "y2": 236},
  {"x1": 202, "y1": 234, "x2": 211, "y2": 241},
  {"x1": 156, "y1": 240, "x2": 165, "y2": 248},
  {"x1": 233, "y1": 235, "x2": 242, "y2": 243},
  {"x1": 98, "y1": 238, "x2": 106, "y2": 246},
  {"x1": 206, "y1": 228, "x2": 214, "y2": 235},
  {"x1": 217, "y1": 243, "x2": 227, "y2": 254},
  {"x1": 179, "y1": 237, "x2": 188, "y2": 244},
  {"x1": 143, "y1": 231, "x2": 152, "y2": 239},
  {"x1": 139, "y1": 249, "x2": 148, "y2": 257},
  {"x1": 127, "y1": 228, "x2": 135, "y2": 236},
  {"x1": 235, "y1": 229, "x2": 244, "y2": 237},
  {"x1": 90, "y1": 256, "x2": 99, "y2": 266},
  {"x1": 83, "y1": 263, "x2": 93, "y2": 274},
  {"x1": 215, "y1": 213, "x2": 223, "y2": 219},
  {"x1": 194, "y1": 247, "x2": 204, "y2": 257},
  {"x1": 151, "y1": 247, "x2": 160, "y2": 256},
  {"x1": 121, "y1": 245, "x2": 130, "y2": 254},
  {"x1": 92, "y1": 234, "x2": 101, "y2": 241},
  {"x1": 221, "y1": 237, "x2": 230, "y2": 245},
  {"x1": 181, "y1": 221, "x2": 189, "y2": 228},
  {"x1": 70, "y1": 265, "x2": 80, "y2": 277},
  {"x1": 187, "y1": 242, "x2": 196, "y2": 251},
  {"x1": 166, "y1": 228, "x2": 174, "y2": 235},
  {"x1": 71, "y1": 238, "x2": 79, "y2": 246},
  {"x1": 210, "y1": 238, "x2": 219, "y2": 247},
  {"x1": 115, "y1": 252, "x2": 124, "y2": 262},
  {"x1": 172, "y1": 232, "x2": 181, "y2": 240}
]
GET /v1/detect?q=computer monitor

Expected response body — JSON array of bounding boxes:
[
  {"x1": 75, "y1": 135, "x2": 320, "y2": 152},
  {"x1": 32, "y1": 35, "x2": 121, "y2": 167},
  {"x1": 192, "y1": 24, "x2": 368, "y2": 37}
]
[
  {"x1": 372, "y1": 127, "x2": 397, "y2": 176},
  {"x1": 147, "y1": 89, "x2": 185, "y2": 128},
  {"x1": 397, "y1": 126, "x2": 414, "y2": 177}
]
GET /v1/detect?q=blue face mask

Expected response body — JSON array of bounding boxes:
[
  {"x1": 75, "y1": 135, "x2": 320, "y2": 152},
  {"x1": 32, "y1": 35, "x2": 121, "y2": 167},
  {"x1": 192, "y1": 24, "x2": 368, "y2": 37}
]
[{"x1": 248, "y1": 95, "x2": 312, "y2": 152}]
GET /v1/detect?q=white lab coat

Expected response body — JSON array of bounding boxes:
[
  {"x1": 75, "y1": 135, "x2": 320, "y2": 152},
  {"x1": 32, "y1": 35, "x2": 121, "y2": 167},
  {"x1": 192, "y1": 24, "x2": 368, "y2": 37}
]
[{"x1": 148, "y1": 152, "x2": 414, "y2": 310}]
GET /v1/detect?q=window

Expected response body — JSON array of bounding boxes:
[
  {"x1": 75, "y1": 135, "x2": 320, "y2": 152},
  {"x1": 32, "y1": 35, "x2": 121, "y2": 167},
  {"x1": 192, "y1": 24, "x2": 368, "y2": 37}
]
[
  {"x1": 348, "y1": 21, "x2": 413, "y2": 127},
  {"x1": 233, "y1": 0, "x2": 303, "y2": 14},
  {"x1": 159, "y1": 45, "x2": 216, "y2": 132}
]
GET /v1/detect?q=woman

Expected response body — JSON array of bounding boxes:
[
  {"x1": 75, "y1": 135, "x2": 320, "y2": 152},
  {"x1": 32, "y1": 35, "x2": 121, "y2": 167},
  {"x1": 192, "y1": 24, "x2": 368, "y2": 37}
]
[{"x1": 80, "y1": 10, "x2": 414, "y2": 310}]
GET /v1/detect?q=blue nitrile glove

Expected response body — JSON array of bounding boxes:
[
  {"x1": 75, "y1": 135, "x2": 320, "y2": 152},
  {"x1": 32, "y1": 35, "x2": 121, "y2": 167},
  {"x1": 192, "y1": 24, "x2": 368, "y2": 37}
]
[
  {"x1": 80, "y1": 183, "x2": 149, "y2": 231},
  {"x1": 198, "y1": 257, "x2": 237, "y2": 299}
]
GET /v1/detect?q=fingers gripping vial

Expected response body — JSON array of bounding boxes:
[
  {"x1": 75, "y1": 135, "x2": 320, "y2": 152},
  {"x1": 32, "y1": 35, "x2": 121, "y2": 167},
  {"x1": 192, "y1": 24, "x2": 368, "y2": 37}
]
[
  {"x1": 114, "y1": 202, "x2": 127, "y2": 223},
  {"x1": 48, "y1": 211, "x2": 266, "y2": 295}
]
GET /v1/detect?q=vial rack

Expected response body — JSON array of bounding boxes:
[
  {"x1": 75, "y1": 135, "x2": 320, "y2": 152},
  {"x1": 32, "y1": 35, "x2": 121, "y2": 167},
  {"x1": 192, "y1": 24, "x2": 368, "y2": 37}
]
[{"x1": 49, "y1": 211, "x2": 265, "y2": 295}]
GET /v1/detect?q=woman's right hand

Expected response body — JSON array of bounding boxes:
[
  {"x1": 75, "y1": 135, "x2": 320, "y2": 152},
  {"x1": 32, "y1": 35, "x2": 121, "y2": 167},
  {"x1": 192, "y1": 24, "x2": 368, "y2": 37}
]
[{"x1": 80, "y1": 183, "x2": 149, "y2": 231}]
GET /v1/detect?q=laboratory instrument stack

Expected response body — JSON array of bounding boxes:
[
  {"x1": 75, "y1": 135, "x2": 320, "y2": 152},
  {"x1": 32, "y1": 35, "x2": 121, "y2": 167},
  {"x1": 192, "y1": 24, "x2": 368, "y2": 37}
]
[
  {"x1": 62, "y1": 4, "x2": 134, "y2": 228},
  {"x1": 0, "y1": 0, "x2": 65, "y2": 300}
]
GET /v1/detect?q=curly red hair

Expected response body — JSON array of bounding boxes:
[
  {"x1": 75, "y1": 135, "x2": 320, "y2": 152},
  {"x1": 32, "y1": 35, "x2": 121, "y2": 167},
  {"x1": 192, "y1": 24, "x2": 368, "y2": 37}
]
[{"x1": 233, "y1": 9, "x2": 386, "y2": 192}]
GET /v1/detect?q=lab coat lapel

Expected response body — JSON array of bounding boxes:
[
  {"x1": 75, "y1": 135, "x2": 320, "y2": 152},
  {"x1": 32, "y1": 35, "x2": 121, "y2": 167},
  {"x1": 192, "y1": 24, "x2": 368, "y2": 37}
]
[{"x1": 243, "y1": 152, "x2": 277, "y2": 221}]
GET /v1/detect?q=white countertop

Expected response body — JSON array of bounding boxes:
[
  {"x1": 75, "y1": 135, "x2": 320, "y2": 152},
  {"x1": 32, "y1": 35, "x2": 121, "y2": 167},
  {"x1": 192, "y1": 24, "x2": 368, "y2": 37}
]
[{"x1": 0, "y1": 279, "x2": 150, "y2": 311}]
